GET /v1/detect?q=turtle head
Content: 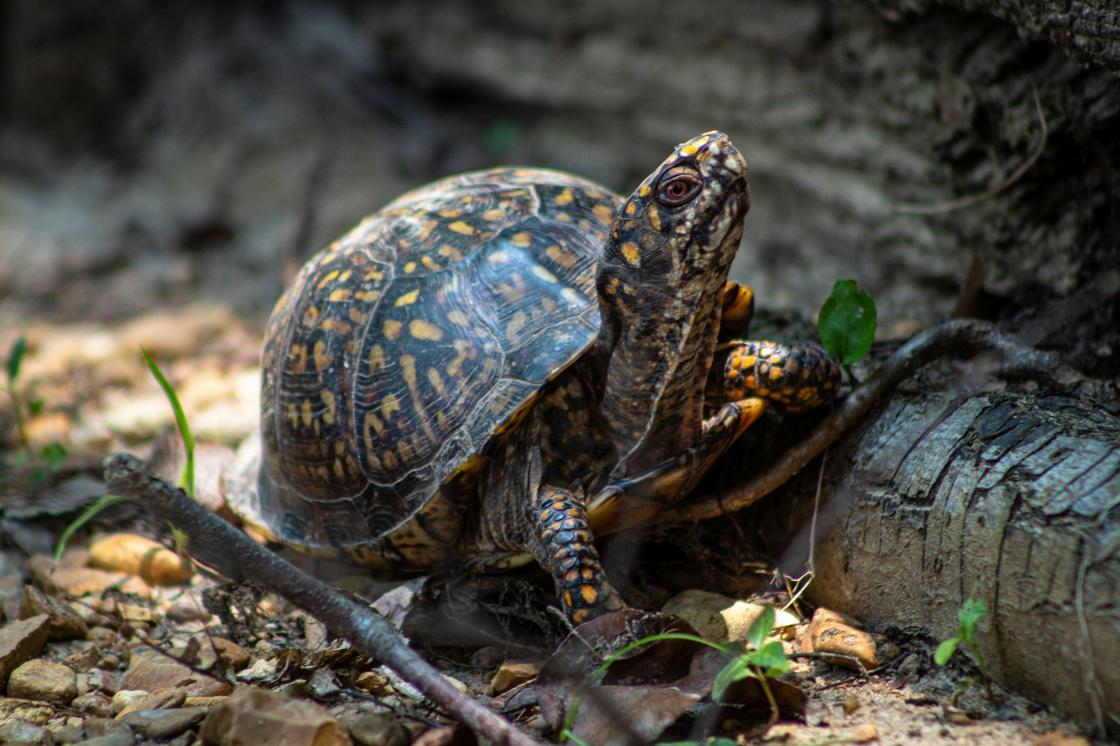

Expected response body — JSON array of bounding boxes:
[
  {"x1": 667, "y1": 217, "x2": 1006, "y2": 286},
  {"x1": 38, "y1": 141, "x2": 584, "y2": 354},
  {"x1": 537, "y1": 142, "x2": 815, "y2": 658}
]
[{"x1": 595, "y1": 132, "x2": 750, "y2": 474}]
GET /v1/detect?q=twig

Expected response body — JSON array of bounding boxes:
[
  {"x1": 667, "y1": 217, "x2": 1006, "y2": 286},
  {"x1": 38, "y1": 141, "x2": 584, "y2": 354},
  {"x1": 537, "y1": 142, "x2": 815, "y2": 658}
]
[
  {"x1": 662, "y1": 319, "x2": 1087, "y2": 524},
  {"x1": 895, "y1": 88, "x2": 1047, "y2": 215},
  {"x1": 103, "y1": 453, "x2": 546, "y2": 746}
]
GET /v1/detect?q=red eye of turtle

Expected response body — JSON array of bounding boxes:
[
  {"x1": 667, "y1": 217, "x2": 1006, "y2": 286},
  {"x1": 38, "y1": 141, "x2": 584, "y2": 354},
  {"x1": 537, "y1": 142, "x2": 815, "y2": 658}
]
[{"x1": 656, "y1": 175, "x2": 702, "y2": 207}]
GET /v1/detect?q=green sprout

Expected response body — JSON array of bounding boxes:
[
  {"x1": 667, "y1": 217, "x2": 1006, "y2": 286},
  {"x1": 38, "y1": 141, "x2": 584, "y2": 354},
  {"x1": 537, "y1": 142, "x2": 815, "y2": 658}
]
[
  {"x1": 560, "y1": 606, "x2": 792, "y2": 743},
  {"x1": 6, "y1": 335, "x2": 69, "y2": 482},
  {"x1": 934, "y1": 597, "x2": 992, "y2": 699},
  {"x1": 818, "y1": 279, "x2": 878, "y2": 382}
]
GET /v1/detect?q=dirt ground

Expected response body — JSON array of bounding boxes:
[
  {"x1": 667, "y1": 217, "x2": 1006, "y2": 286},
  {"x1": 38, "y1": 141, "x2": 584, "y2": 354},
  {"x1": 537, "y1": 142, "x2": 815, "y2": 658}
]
[{"x1": 0, "y1": 2, "x2": 1111, "y2": 744}]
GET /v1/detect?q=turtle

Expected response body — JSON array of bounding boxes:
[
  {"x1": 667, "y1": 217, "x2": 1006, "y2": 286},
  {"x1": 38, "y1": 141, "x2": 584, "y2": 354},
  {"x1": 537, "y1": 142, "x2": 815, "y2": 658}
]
[{"x1": 228, "y1": 131, "x2": 840, "y2": 624}]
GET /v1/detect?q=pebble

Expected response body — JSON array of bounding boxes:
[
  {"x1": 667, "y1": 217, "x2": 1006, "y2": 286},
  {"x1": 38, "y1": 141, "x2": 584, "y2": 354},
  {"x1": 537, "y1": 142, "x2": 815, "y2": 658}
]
[
  {"x1": 122, "y1": 652, "x2": 232, "y2": 696},
  {"x1": 0, "y1": 719, "x2": 52, "y2": 745},
  {"x1": 72, "y1": 691, "x2": 115, "y2": 718},
  {"x1": 120, "y1": 707, "x2": 206, "y2": 740},
  {"x1": 851, "y1": 723, "x2": 879, "y2": 742},
  {"x1": 0, "y1": 614, "x2": 50, "y2": 685},
  {"x1": 74, "y1": 734, "x2": 135, "y2": 746},
  {"x1": 489, "y1": 660, "x2": 540, "y2": 694},
  {"x1": 210, "y1": 637, "x2": 251, "y2": 671},
  {"x1": 165, "y1": 599, "x2": 211, "y2": 623},
  {"x1": 115, "y1": 687, "x2": 186, "y2": 718},
  {"x1": 7, "y1": 658, "x2": 78, "y2": 704},
  {"x1": 28, "y1": 555, "x2": 150, "y2": 598},
  {"x1": 111, "y1": 690, "x2": 151, "y2": 714},
  {"x1": 0, "y1": 698, "x2": 55, "y2": 725},
  {"x1": 661, "y1": 589, "x2": 737, "y2": 641},
  {"x1": 843, "y1": 692, "x2": 861, "y2": 714},
  {"x1": 200, "y1": 687, "x2": 350, "y2": 746},
  {"x1": 352, "y1": 670, "x2": 390, "y2": 695},
  {"x1": 803, "y1": 608, "x2": 885, "y2": 670},
  {"x1": 337, "y1": 709, "x2": 410, "y2": 746},
  {"x1": 20, "y1": 585, "x2": 89, "y2": 640},
  {"x1": 1031, "y1": 733, "x2": 1092, "y2": 746},
  {"x1": 88, "y1": 534, "x2": 194, "y2": 586}
]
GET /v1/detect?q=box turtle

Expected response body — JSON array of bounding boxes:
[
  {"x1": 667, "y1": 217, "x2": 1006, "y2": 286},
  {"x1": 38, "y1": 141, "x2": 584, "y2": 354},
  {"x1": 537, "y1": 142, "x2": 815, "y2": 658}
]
[{"x1": 228, "y1": 131, "x2": 839, "y2": 623}]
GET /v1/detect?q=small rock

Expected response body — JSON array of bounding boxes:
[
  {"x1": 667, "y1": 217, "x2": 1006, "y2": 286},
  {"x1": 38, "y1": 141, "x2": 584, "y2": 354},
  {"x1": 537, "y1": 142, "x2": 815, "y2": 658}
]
[
  {"x1": 200, "y1": 687, "x2": 351, "y2": 745},
  {"x1": 72, "y1": 691, "x2": 115, "y2": 718},
  {"x1": 183, "y1": 695, "x2": 227, "y2": 709},
  {"x1": 52, "y1": 721, "x2": 86, "y2": 744},
  {"x1": 0, "y1": 573, "x2": 26, "y2": 621},
  {"x1": 74, "y1": 734, "x2": 135, "y2": 746},
  {"x1": 489, "y1": 660, "x2": 540, "y2": 694},
  {"x1": 0, "y1": 614, "x2": 51, "y2": 685},
  {"x1": 803, "y1": 608, "x2": 885, "y2": 670},
  {"x1": 89, "y1": 534, "x2": 194, "y2": 587},
  {"x1": 209, "y1": 637, "x2": 250, "y2": 671},
  {"x1": 87, "y1": 627, "x2": 121, "y2": 648},
  {"x1": 120, "y1": 707, "x2": 206, "y2": 740},
  {"x1": 29, "y1": 555, "x2": 150, "y2": 598},
  {"x1": 122, "y1": 652, "x2": 232, "y2": 696},
  {"x1": 443, "y1": 674, "x2": 468, "y2": 693},
  {"x1": 337, "y1": 710, "x2": 410, "y2": 746},
  {"x1": 20, "y1": 582, "x2": 88, "y2": 636},
  {"x1": 0, "y1": 698, "x2": 55, "y2": 725},
  {"x1": 310, "y1": 667, "x2": 342, "y2": 699},
  {"x1": 115, "y1": 687, "x2": 186, "y2": 718},
  {"x1": 843, "y1": 692, "x2": 861, "y2": 714},
  {"x1": 0, "y1": 719, "x2": 52, "y2": 745},
  {"x1": 165, "y1": 600, "x2": 211, "y2": 623},
  {"x1": 98, "y1": 654, "x2": 121, "y2": 670},
  {"x1": 82, "y1": 717, "x2": 133, "y2": 738},
  {"x1": 111, "y1": 690, "x2": 151, "y2": 714},
  {"x1": 8, "y1": 658, "x2": 78, "y2": 704},
  {"x1": 661, "y1": 589, "x2": 735, "y2": 641},
  {"x1": 413, "y1": 726, "x2": 472, "y2": 746},
  {"x1": 851, "y1": 723, "x2": 879, "y2": 742},
  {"x1": 236, "y1": 656, "x2": 277, "y2": 682},
  {"x1": 64, "y1": 644, "x2": 103, "y2": 673}
]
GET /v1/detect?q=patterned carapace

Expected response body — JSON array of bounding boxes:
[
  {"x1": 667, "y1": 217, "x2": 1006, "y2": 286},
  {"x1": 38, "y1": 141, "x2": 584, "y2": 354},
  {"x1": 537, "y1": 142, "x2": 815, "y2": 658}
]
[{"x1": 230, "y1": 131, "x2": 840, "y2": 624}]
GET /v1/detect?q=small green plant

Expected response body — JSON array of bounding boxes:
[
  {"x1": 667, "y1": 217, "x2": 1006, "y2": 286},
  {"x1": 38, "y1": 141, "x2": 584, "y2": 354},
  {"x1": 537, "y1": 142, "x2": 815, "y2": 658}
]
[
  {"x1": 818, "y1": 279, "x2": 878, "y2": 381},
  {"x1": 54, "y1": 348, "x2": 195, "y2": 559},
  {"x1": 5, "y1": 335, "x2": 69, "y2": 481},
  {"x1": 934, "y1": 596, "x2": 992, "y2": 699},
  {"x1": 560, "y1": 606, "x2": 791, "y2": 742}
]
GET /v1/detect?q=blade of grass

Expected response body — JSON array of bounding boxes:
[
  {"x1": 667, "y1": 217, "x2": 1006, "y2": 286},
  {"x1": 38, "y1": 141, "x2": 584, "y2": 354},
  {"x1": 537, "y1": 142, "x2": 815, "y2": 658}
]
[
  {"x1": 53, "y1": 493, "x2": 126, "y2": 561},
  {"x1": 141, "y1": 347, "x2": 195, "y2": 499}
]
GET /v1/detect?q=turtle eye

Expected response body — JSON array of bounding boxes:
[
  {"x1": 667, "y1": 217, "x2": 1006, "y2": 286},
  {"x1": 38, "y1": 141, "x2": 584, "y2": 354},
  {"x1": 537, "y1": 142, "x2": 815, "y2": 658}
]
[{"x1": 656, "y1": 174, "x2": 702, "y2": 207}]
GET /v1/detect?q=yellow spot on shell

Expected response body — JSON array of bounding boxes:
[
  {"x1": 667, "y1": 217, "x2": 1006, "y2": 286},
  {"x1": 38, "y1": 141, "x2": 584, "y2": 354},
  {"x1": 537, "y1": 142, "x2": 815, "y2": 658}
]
[
  {"x1": 547, "y1": 245, "x2": 578, "y2": 269},
  {"x1": 581, "y1": 585, "x2": 598, "y2": 604},
  {"x1": 506, "y1": 311, "x2": 528, "y2": 343},
  {"x1": 321, "y1": 319, "x2": 352, "y2": 335},
  {"x1": 381, "y1": 394, "x2": 401, "y2": 421},
  {"x1": 572, "y1": 609, "x2": 588, "y2": 624},
  {"x1": 369, "y1": 344, "x2": 386, "y2": 370},
  {"x1": 770, "y1": 367, "x2": 783, "y2": 381},
  {"x1": 487, "y1": 249, "x2": 511, "y2": 264},
  {"x1": 328, "y1": 288, "x2": 350, "y2": 302},
  {"x1": 384, "y1": 320, "x2": 402, "y2": 340},
  {"x1": 301, "y1": 399, "x2": 313, "y2": 427},
  {"x1": 532, "y1": 265, "x2": 558, "y2": 283},
  {"x1": 409, "y1": 319, "x2": 444, "y2": 341},
  {"x1": 421, "y1": 255, "x2": 440, "y2": 270},
  {"x1": 439, "y1": 208, "x2": 463, "y2": 218},
  {"x1": 447, "y1": 310, "x2": 470, "y2": 326},
  {"x1": 427, "y1": 367, "x2": 446, "y2": 395},
  {"x1": 320, "y1": 390, "x2": 336, "y2": 424},
  {"x1": 438, "y1": 245, "x2": 463, "y2": 261},
  {"x1": 348, "y1": 308, "x2": 367, "y2": 324},
  {"x1": 448, "y1": 220, "x2": 474, "y2": 235},
  {"x1": 289, "y1": 344, "x2": 308, "y2": 373},
  {"x1": 286, "y1": 403, "x2": 298, "y2": 427},
  {"x1": 511, "y1": 231, "x2": 532, "y2": 248},
  {"x1": 332, "y1": 459, "x2": 345, "y2": 479},
  {"x1": 395, "y1": 289, "x2": 420, "y2": 306},
  {"x1": 363, "y1": 411, "x2": 384, "y2": 438},
  {"x1": 317, "y1": 269, "x2": 340, "y2": 289},
  {"x1": 621, "y1": 242, "x2": 640, "y2": 266},
  {"x1": 313, "y1": 340, "x2": 331, "y2": 371},
  {"x1": 592, "y1": 204, "x2": 614, "y2": 223},
  {"x1": 554, "y1": 188, "x2": 574, "y2": 206},
  {"x1": 561, "y1": 288, "x2": 583, "y2": 305},
  {"x1": 403, "y1": 261, "x2": 417, "y2": 274}
]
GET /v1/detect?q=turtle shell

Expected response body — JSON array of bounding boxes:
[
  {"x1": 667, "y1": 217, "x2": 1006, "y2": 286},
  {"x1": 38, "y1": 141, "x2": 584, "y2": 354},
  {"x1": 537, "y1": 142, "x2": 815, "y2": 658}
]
[{"x1": 230, "y1": 168, "x2": 623, "y2": 567}]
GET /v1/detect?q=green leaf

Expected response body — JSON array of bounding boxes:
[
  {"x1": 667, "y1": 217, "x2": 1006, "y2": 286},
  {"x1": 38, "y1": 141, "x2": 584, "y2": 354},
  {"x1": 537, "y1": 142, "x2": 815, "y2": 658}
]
[
  {"x1": 746, "y1": 605, "x2": 776, "y2": 650},
  {"x1": 40, "y1": 442, "x2": 67, "y2": 470},
  {"x1": 934, "y1": 637, "x2": 960, "y2": 666},
  {"x1": 6, "y1": 336, "x2": 26, "y2": 383},
  {"x1": 817, "y1": 279, "x2": 878, "y2": 365},
  {"x1": 483, "y1": 118, "x2": 521, "y2": 153},
  {"x1": 958, "y1": 598, "x2": 987, "y2": 642},
  {"x1": 28, "y1": 398, "x2": 45, "y2": 416},
  {"x1": 141, "y1": 347, "x2": 195, "y2": 499},
  {"x1": 748, "y1": 640, "x2": 791, "y2": 676},
  {"x1": 53, "y1": 493, "x2": 127, "y2": 561},
  {"x1": 712, "y1": 654, "x2": 753, "y2": 700}
]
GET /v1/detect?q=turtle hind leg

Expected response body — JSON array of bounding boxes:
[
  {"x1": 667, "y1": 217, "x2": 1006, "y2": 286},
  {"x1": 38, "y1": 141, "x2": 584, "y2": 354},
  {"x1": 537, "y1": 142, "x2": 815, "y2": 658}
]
[
  {"x1": 724, "y1": 339, "x2": 841, "y2": 412},
  {"x1": 531, "y1": 486, "x2": 623, "y2": 624}
]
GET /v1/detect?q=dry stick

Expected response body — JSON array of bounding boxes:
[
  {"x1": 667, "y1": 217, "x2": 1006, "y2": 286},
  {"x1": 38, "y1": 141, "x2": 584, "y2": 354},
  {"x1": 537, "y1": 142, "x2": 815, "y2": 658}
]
[
  {"x1": 103, "y1": 453, "x2": 546, "y2": 746},
  {"x1": 663, "y1": 319, "x2": 1087, "y2": 524}
]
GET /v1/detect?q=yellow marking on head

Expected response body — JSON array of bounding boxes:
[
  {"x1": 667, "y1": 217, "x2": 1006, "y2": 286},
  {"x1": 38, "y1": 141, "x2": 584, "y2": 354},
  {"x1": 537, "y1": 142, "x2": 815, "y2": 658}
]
[
  {"x1": 363, "y1": 269, "x2": 385, "y2": 282},
  {"x1": 381, "y1": 394, "x2": 401, "y2": 421},
  {"x1": 532, "y1": 265, "x2": 559, "y2": 283},
  {"x1": 316, "y1": 269, "x2": 341, "y2": 289},
  {"x1": 487, "y1": 249, "x2": 510, "y2": 264},
  {"x1": 647, "y1": 204, "x2": 662, "y2": 231},
  {"x1": 448, "y1": 220, "x2": 474, "y2": 235},
  {"x1": 624, "y1": 201, "x2": 637, "y2": 216},
  {"x1": 320, "y1": 390, "x2": 336, "y2": 424},
  {"x1": 639, "y1": 184, "x2": 651, "y2": 197},
  {"x1": 403, "y1": 261, "x2": 417, "y2": 274},
  {"x1": 438, "y1": 244, "x2": 463, "y2": 261},
  {"x1": 421, "y1": 255, "x2": 440, "y2": 271},
  {"x1": 383, "y1": 320, "x2": 402, "y2": 340},
  {"x1": 592, "y1": 204, "x2": 614, "y2": 223},
  {"x1": 409, "y1": 319, "x2": 444, "y2": 341},
  {"x1": 313, "y1": 340, "x2": 331, "y2": 371},
  {"x1": 395, "y1": 289, "x2": 420, "y2": 306},
  {"x1": 427, "y1": 367, "x2": 446, "y2": 396},
  {"x1": 511, "y1": 231, "x2": 532, "y2": 248},
  {"x1": 621, "y1": 241, "x2": 640, "y2": 266},
  {"x1": 418, "y1": 219, "x2": 438, "y2": 240},
  {"x1": 301, "y1": 399, "x2": 313, "y2": 427},
  {"x1": 554, "y1": 188, "x2": 574, "y2": 206}
]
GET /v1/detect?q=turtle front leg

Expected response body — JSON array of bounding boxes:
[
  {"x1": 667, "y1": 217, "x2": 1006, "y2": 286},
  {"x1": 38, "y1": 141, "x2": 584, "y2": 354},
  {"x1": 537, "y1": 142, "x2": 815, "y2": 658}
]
[
  {"x1": 720, "y1": 281, "x2": 755, "y2": 340},
  {"x1": 531, "y1": 486, "x2": 624, "y2": 624},
  {"x1": 723, "y1": 340, "x2": 840, "y2": 412}
]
